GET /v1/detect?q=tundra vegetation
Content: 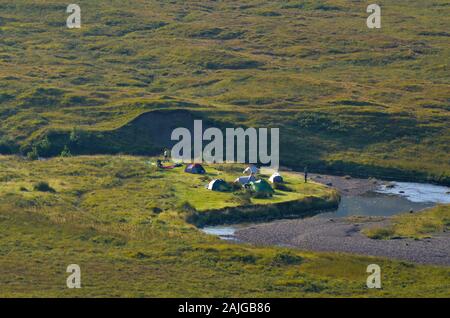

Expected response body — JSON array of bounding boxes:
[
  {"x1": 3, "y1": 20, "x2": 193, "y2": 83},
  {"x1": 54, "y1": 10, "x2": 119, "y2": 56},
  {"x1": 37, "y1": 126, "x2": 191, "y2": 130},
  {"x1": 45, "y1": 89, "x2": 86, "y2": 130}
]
[
  {"x1": 0, "y1": 155, "x2": 449, "y2": 297},
  {"x1": 0, "y1": 0, "x2": 449, "y2": 297},
  {"x1": 0, "y1": 0, "x2": 448, "y2": 184},
  {"x1": 362, "y1": 205, "x2": 450, "y2": 240}
]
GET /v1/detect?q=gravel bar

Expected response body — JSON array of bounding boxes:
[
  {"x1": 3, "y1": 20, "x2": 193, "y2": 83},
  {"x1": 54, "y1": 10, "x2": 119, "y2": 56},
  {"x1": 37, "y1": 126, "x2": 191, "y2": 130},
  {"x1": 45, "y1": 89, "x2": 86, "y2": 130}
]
[{"x1": 235, "y1": 216, "x2": 450, "y2": 266}]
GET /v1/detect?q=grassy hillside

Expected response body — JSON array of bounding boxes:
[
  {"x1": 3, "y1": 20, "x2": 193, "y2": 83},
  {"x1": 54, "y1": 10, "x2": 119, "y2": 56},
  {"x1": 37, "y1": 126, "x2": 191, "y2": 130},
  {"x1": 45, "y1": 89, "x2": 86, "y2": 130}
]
[
  {"x1": 0, "y1": 155, "x2": 448, "y2": 297},
  {"x1": 0, "y1": 0, "x2": 449, "y2": 183}
]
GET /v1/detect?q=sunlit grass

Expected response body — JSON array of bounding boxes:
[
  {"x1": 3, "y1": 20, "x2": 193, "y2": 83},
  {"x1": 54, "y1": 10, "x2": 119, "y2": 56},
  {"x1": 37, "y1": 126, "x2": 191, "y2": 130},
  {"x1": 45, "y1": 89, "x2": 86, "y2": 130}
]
[{"x1": 0, "y1": 155, "x2": 448, "y2": 297}]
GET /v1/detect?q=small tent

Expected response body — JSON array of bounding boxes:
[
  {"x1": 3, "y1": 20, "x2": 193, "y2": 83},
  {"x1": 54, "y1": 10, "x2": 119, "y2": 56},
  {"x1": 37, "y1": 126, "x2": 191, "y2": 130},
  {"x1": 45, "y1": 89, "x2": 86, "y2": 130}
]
[
  {"x1": 207, "y1": 179, "x2": 230, "y2": 192},
  {"x1": 243, "y1": 165, "x2": 259, "y2": 175},
  {"x1": 185, "y1": 163, "x2": 206, "y2": 174},
  {"x1": 234, "y1": 175, "x2": 257, "y2": 185},
  {"x1": 269, "y1": 173, "x2": 283, "y2": 184},
  {"x1": 249, "y1": 179, "x2": 274, "y2": 197}
]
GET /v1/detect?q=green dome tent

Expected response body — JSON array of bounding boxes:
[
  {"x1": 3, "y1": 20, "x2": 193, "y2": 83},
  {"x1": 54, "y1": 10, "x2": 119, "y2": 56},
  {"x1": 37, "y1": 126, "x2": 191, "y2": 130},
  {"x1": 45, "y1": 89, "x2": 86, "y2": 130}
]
[
  {"x1": 207, "y1": 179, "x2": 230, "y2": 192},
  {"x1": 249, "y1": 179, "x2": 274, "y2": 198},
  {"x1": 185, "y1": 163, "x2": 206, "y2": 174}
]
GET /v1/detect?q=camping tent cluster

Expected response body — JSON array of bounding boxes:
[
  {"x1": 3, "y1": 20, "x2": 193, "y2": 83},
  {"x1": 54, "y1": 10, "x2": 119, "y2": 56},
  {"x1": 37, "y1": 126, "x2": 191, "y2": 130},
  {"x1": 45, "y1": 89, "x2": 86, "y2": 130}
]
[
  {"x1": 206, "y1": 165, "x2": 284, "y2": 197},
  {"x1": 180, "y1": 162, "x2": 284, "y2": 197}
]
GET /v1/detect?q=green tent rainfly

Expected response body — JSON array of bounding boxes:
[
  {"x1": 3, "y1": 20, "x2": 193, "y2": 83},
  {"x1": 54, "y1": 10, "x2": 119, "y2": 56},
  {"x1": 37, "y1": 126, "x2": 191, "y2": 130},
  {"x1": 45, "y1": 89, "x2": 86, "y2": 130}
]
[
  {"x1": 249, "y1": 179, "x2": 274, "y2": 197},
  {"x1": 207, "y1": 179, "x2": 230, "y2": 192}
]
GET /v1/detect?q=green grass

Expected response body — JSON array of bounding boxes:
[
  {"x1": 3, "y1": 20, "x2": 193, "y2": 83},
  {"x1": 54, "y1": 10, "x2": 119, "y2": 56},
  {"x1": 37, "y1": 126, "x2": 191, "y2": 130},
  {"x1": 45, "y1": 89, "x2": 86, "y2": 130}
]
[
  {"x1": 0, "y1": 155, "x2": 449, "y2": 297},
  {"x1": 0, "y1": 0, "x2": 449, "y2": 184},
  {"x1": 363, "y1": 205, "x2": 450, "y2": 240},
  {"x1": 0, "y1": 155, "x2": 337, "y2": 225},
  {"x1": 0, "y1": 1, "x2": 449, "y2": 297}
]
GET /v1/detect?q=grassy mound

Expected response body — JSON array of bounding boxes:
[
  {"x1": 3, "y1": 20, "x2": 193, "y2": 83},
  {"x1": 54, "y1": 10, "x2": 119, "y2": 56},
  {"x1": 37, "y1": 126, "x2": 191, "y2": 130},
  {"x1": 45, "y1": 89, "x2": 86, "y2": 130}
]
[
  {"x1": 0, "y1": 155, "x2": 338, "y2": 225},
  {"x1": 363, "y1": 205, "x2": 450, "y2": 240}
]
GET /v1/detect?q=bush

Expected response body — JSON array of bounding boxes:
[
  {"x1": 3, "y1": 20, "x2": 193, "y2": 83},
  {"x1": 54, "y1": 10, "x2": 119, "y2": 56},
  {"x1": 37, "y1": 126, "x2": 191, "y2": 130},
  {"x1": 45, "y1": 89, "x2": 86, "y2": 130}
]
[
  {"x1": 230, "y1": 182, "x2": 243, "y2": 192},
  {"x1": 33, "y1": 181, "x2": 55, "y2": 193},
  {"x1": 272, "y1": 252, "x2": 303, "y2": 266},
  {"x1": 273, "y1": 183, "x2": 293, "y2": 192},
  {"x1": 178, "y1": 201, "x2": 196, "y2": 213},
  {"x1": 0, "y1": 137, "x2": 18, "y2": 154},
  {"x1": 364, "y1": 227, "x2": 395, "y2": 240},
  {"x1": 151, "y1": 207, "x2": 163, "y2": 214},
  {"x1": 69, "y1": 127, "x2": 82, "y2": 145},
  {"x1": 36, "y1": 137, "x2": 51, "y2": 157},
  {"x1": 27, "y1": 147, "x2": 39, "y2": 161},
  {"x1": 233, "y1": 191, "x2": 252, "y2": 205},
  {"x1": 133, "y1": 252, "x2": 149, "y2": 259},
  {"x1": 60, "y1": 145, "x2": 72, "y2": 157}
]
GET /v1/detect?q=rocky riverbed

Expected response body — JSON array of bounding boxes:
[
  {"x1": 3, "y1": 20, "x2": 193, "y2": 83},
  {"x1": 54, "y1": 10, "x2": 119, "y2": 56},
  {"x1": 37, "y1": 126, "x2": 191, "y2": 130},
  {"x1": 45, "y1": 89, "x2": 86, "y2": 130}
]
[{"x1": 234, "y1": 216, "x2": 450, "y2": 266}]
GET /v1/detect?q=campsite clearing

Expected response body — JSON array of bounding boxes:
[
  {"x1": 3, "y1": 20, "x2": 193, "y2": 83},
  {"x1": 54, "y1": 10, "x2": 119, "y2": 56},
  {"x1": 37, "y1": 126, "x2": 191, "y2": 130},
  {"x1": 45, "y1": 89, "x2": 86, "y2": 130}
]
[{"x1": 0, "y1": 155, "x2": 449, "y2": 297}]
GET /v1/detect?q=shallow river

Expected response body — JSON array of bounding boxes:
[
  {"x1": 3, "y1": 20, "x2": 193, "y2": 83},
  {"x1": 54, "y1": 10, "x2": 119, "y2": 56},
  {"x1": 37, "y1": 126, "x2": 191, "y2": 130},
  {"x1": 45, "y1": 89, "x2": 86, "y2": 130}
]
[{"x1": 201, "y1": 181, "x2": 450, "y2": 239}]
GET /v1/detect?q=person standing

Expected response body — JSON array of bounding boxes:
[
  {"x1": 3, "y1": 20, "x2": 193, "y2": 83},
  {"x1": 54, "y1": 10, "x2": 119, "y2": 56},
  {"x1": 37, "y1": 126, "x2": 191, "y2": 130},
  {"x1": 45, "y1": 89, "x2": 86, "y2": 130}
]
[
  {"x1": 304, "y1": 166, "x2": 308, "y2": 183},
  {"x1": 163, "y1": 149, "x2": 169, "y2": 162}
]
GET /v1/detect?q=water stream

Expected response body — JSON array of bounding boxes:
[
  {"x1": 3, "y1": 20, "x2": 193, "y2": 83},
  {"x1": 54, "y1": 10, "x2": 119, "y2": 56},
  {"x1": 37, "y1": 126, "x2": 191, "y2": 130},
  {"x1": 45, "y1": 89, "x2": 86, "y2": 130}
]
[{"x1": 201, "y1": 181, "x2": 450, "y2": 240}]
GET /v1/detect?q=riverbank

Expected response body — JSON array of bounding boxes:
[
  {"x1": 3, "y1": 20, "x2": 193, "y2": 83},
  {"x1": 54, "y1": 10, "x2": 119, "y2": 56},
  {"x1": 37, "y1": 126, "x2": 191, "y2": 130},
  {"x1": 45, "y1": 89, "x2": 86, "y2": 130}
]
[
  {"x1": 187, "y1": 191, "x2": 339, "y2": 227},
  {"x1": 234, "y1": 205, "x2": 450, "y2": 266},
  {"x1": 307, "y1": 173, "x2": 379, "y2": 196},
  {"x1": 1, "y1": 155, "x2": 449, "y2": 296}
]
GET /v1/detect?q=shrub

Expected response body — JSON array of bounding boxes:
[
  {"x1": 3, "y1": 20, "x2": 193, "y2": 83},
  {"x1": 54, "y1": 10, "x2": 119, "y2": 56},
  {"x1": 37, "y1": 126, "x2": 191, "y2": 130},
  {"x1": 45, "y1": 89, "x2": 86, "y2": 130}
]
[
  {"x1": 364, "y1": 227, "x2": 395, "y2": 240},
  {"x1": 33, "y1": 181, "x2": 55, "y2": 193},
  {"x1": 60, "y1": 145, "x2": 72, "y2": 157},
  {"x1": 69, "y1": 127, "x2": 81, "y2": 145},
  {"x1": 230, "y1": 182, "x2": 243, "y2": 192},
  {"x1": 91, "y1": 235, "x2": 126, "y2": 246},
  {"x1": 178, "y1": 201, "x2": 196, "y2": 213},
  {"x1": 133, "y1": 252, "x2": 149, "y2": 259},
  {"x1": 36, "y1": 137, "x2": 51, "y2": 156},
  {"x1": 0, "y1": 137, "x2": 18, "y2": 154},
  {"x1": 233, "y1": 191, "x2": 252, "y2": 205},
  {"x1": 229, "y1": 254, "x2": 257, "y2": 264},
  {"x1": 273, "y1": 183, "x2": 293, "y2": 192},
  {"x1": 272, "y1": 252, "x2": 303, "y2": 266},
  {"x1": 151, "y1": 207, "x2": 163, "y2": 214},
  {"x1": 27, "y1": 147, "x2": 39, "y2": 161}
]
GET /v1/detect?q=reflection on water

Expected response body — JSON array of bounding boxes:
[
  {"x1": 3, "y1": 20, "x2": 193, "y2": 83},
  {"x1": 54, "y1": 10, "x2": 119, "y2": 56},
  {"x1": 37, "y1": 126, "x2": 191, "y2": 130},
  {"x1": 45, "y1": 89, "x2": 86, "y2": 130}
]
[
  {"x1": 376, "y1": 181, "x2": 450, "y2": 204},
  {"x1": 321, "y1": 192, "x2": 435, "y2": 218},
  {"x1": 201, "y1": 181, "x2": 449, "y2": 237},
  {"x1": 202, "y1": 226, "x2": 236, "y2": 237}
]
